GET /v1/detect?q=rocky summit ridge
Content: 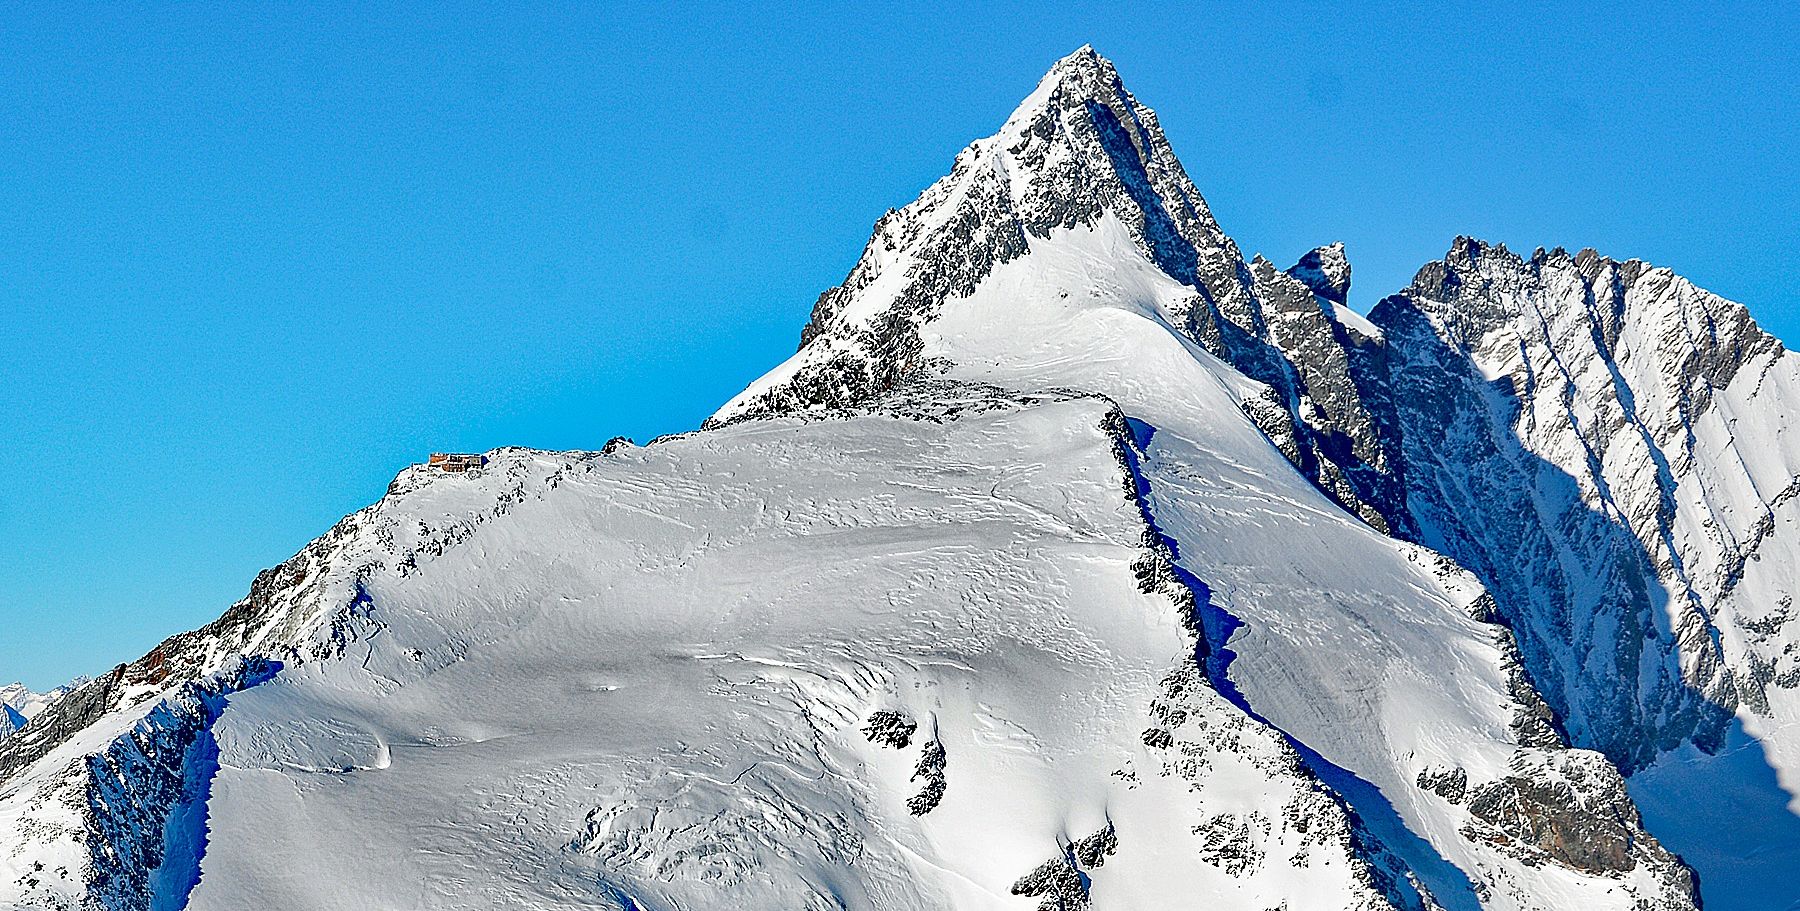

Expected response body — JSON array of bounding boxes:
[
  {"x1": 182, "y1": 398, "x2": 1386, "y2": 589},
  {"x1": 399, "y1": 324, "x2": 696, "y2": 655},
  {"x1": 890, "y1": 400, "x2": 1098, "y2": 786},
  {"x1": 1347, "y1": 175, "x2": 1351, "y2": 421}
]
[{"x1": 4, "y1": 46, "x2": 1797, "y2": 911}]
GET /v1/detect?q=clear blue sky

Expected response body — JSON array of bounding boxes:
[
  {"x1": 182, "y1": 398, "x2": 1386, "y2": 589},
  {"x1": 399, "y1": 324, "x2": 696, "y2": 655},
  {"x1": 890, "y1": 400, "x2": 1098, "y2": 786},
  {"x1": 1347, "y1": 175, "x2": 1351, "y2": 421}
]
[{"x1": 2, "y1": 3, "x2": 1795, "y2": 689}]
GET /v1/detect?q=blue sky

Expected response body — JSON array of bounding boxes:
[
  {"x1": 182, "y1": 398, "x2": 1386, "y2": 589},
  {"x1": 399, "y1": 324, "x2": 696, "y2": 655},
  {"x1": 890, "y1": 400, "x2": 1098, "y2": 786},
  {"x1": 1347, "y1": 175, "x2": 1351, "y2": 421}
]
[{"x1": 2, "y1": 3, "x2": 1795, "y2": 689}]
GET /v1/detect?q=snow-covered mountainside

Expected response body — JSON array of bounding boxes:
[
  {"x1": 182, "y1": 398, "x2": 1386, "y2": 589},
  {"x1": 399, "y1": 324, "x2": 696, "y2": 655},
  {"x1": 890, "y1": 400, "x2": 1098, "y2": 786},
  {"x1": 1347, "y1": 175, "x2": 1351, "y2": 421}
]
[
  {"x1": 1, "y1": 683, "x2": 83, "y2": 726},
  {"x1": 1356, "y1": 242, "x2": 1800, "y2": 905},
  {"x1": 2, "y1": 46, "x2": 1792, "y2": 910},
  {"x1": 0, "y1": 682, "x2": 87, "y2": 743}
]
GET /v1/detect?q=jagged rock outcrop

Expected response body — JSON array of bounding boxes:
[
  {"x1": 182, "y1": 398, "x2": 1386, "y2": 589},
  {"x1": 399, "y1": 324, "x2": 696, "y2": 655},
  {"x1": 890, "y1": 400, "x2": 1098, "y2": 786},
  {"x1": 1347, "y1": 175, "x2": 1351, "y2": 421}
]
[
  {"x1": 0, "y1": 517, "x2": 369, "y2": 786},
  {"x1": 3, "y1": 658, "x2": 275, "y2": 911},
  {"x1": 1288, "y1": 242, "x2": 1352, "y2": 306}
]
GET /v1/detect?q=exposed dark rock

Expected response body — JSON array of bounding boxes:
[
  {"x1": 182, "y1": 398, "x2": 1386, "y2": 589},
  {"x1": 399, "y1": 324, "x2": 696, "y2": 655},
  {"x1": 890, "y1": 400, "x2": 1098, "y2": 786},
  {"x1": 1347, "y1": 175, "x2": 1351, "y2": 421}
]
[
  {"x1": 1288, "y1": 242, "x2": 1352, "y2": 305},
  {"x1": 1416, "y1": 766, "x2": 1467, "y2": 804},
  {"x1": 0, "y1": 667, "x2": 128, "y2": 784},
  {"x1": 1459, "y1": 749, "x2": 1694, "y2": 902},
  {"x1": 906, "y1": 739, "x2": 946, "y2": 815},
  {"x1": 1071, "y1": 822, "x2": 1117, "y2": 869},
  {"x1": 1193, "y1": 812, "x2": 1267, "y2": 877},
  {"x1": 1010, "y1": 822, "x2": 1117, "y2": 911},
  {"x1": 1010, "y1": 854, "x2": 1088, "y2": 911},
  {"x1": 861, "y1": 710, "x2": 916, "y2": 749}
]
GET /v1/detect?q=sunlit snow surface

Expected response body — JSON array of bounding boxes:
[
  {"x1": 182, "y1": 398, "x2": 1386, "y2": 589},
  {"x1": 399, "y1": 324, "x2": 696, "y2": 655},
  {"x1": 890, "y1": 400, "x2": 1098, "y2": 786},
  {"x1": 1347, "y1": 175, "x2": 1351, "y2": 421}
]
[{"x1": 182, "y1": 400, "x2": 1376, "y2": 910}]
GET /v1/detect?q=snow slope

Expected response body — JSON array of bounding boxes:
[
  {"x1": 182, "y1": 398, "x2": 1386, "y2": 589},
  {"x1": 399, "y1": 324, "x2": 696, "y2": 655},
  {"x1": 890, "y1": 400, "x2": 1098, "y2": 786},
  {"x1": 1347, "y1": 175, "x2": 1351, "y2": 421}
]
[
  {"x1": 7, "y1": 392, "x2": 1416, "y2": 910},
  {"x1": 184, "y1": 393, "x2": 1427, "y2": 911}
]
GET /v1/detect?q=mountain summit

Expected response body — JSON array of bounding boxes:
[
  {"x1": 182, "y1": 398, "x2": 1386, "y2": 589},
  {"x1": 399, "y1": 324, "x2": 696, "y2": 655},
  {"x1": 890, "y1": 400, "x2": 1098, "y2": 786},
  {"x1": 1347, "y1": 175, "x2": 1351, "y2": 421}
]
[
  {"x1": 5, "y1": 47, "x2": 1797, "y2": 911},
  {"x1": 717, "y1": 46, "x2": 1405, "y2": 534},
  {"x1": 717, "y1": 44, "x2": 1256, "y2": 420}
]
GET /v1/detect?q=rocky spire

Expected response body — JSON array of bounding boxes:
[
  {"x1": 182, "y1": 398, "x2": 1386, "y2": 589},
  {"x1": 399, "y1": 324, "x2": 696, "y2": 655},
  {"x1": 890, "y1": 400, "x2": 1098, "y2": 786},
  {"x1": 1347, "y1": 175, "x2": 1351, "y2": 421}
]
[{"x1": 1288, "y1": 242, "x2": 1351, "y2": 305}]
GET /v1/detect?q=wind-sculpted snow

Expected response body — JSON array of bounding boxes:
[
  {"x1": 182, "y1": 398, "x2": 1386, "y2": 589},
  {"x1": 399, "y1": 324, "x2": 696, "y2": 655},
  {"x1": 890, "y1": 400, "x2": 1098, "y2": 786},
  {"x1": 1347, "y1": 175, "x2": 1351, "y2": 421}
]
[
  {"x1": 5, "y1": 393, "x2": 1433, "y2": 910},
  {"x1": 6, "y1": 375, "x2": 1693, "y2": 908}
]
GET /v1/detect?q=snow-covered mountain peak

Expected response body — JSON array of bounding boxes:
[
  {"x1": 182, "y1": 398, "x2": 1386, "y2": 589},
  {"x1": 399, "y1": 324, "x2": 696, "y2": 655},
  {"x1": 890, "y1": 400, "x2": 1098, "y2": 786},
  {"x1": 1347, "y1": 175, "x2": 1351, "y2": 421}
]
[
  {"x1": 0, "y1": 680, "x2": 84, "y2": 724},
  {"x1": 713, "y1": 48, "x2": 1417, "y2": 534},
  {"x1": 1009, "y1": 43, "x2": 1117, "y2": 116},
  {"x1": 0, "y1": 679, "x2": 88, "y2": 745},
  {"x1": 978, "y1": 44, "x2": 1146, "y2": 161},
  {"x1": 11, "y1": 47, "x2": 1799, "y2": 911},
  {"x1": 714, "y1": 46, "x2": 1266, "y2": 425}
]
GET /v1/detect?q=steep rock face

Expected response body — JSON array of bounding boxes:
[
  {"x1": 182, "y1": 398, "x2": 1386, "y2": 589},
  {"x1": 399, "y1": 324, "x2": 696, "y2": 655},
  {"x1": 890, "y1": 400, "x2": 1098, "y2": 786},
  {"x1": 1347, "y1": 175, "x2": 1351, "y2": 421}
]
[
  {"x1": 1336, "y1": 240, "x2": 1800, "y2": 904},
  {"x1": 1, "y1": 682, "x2": 88, "y2": 745},
  {"x1": 1245, "y1": 254, "x2": 1410, "y2": 534},
  {"x1": 1362, "y1": 250, "x2": 1725, "y2": 769},
  {"x1": 1360, "y1": 239, "x2": 1800, "y2": 772},
  {"x1": 1142, "y1": 230, "x2": 1800, "y2": 908},
  {"x1": 0, "y1": 659, "x2": 274, "y2": 911}
]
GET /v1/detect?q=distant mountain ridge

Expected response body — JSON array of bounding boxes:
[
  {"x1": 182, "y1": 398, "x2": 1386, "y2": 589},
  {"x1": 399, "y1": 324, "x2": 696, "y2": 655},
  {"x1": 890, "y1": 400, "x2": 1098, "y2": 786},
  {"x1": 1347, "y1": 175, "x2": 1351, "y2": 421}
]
[
  {"x1": 0, "y1": 680, "x2": 86, "y2": 737},
  {"x1": 4, "y1": 46, "x2": 1796, "y2": 911}
]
